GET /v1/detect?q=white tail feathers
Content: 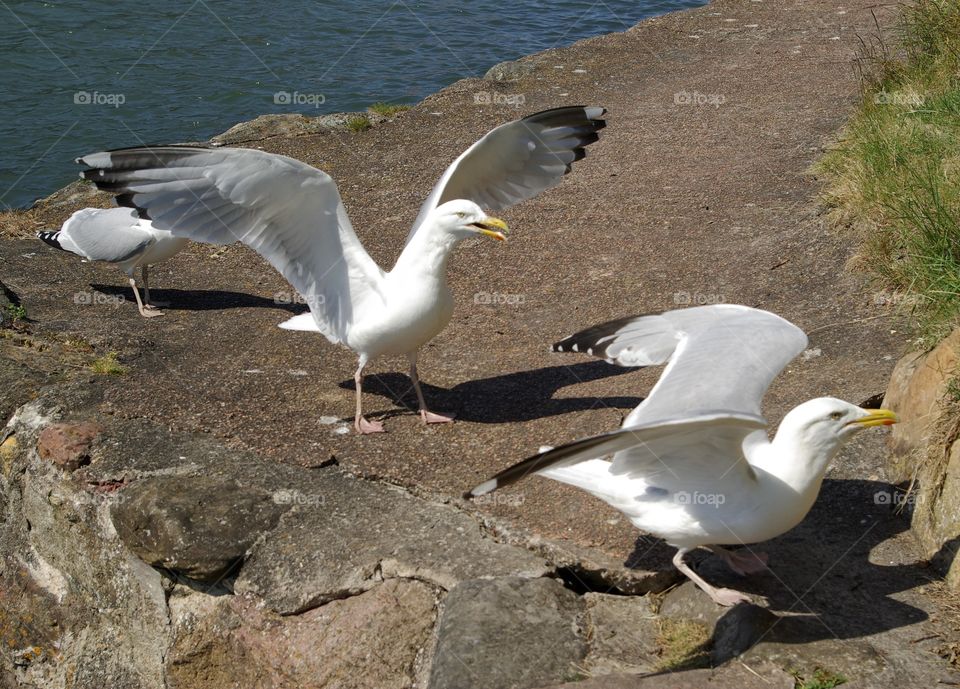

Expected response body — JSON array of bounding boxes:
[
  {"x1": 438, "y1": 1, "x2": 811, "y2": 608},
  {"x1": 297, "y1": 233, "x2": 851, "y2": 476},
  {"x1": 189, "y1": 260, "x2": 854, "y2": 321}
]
[{"x1": 278, "y1": 313, "x2": 322, "y2": 332}]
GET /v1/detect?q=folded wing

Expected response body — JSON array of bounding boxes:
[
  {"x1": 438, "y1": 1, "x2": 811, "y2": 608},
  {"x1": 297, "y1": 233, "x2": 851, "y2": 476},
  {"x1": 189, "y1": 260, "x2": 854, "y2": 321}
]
[{"x1": 40, "y1": 207, "x2": 152, "y2": 264}]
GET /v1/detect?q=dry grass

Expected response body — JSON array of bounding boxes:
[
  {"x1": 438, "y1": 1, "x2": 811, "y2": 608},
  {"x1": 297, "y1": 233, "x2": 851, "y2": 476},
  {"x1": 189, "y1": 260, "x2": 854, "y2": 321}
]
[
  {"x1": 817, "y1": 0, "x2": 960, "y2": 346},
  {"x1": 654, "y1": 617, "x2": 711, "y2": 671}
]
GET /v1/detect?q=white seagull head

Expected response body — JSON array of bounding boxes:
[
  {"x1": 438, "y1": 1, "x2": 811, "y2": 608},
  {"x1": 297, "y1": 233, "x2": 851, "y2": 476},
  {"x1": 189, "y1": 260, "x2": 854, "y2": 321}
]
[
  {"x1": 431, "y1": 200, "x2": 509, "y2": 242},
  {"x1": 776, "y1": 396, "x2": 898, "y2": 457}
]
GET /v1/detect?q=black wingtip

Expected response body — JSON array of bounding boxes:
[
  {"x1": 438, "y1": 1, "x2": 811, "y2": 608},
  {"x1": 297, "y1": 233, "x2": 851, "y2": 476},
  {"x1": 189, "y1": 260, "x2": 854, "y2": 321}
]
[{"x1": 37, "y1": 230, "x2": 63, "y2": 251}]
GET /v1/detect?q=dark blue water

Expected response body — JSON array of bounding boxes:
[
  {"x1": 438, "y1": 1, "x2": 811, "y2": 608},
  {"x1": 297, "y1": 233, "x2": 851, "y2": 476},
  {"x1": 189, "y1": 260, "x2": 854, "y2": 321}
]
[{"x1": 0, "y1": 0, "x2": 705, "y2": 209}]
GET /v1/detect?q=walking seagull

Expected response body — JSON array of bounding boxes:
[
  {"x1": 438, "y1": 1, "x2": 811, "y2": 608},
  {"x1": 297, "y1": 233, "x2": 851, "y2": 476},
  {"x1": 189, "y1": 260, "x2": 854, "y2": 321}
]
[
  {"x1": 466, "y1": 305, "x2": 897, "y2": 606},
  {"x1": 77, "y1": 106, "x2": 606, "y2": 433},
  {"x1": 38, "y1": 207, "x2": 188, "y2": 317}
]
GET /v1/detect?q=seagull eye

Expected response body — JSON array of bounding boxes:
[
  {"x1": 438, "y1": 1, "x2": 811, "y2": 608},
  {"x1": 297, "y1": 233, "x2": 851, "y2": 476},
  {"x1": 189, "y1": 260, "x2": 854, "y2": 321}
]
[
  {"x1": 455, "y1": 212, "x2": 467, "y2": 219},
  {"x1": 829, "y1": 411, "x2": 843, "y2": 421}
]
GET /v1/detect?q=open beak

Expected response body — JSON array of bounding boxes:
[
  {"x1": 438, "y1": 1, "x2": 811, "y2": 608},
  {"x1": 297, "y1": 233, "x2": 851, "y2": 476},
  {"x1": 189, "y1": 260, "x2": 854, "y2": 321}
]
[
  {"x1": 469, "y1": 216, "x2": 509, "y2": 242},
  {"x1": 847, "y1": 408, "x2": 899, "y2": 428}
]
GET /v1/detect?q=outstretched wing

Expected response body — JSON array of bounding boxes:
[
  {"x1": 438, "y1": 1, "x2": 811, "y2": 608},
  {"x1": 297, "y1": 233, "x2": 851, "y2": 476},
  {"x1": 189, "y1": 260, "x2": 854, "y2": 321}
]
[
  {"x1": 553, "y1": 304, "x2": 808, "y2": 427},
  {"x1": 39, "y1": 207, "x2": 152, "y2": 264},
  {"x1": 77, "y1": 145, "x2": 385, "y2": 344},
  {"x1": 468, "y1": 305, "x2": 805, "y2": 499},
  {"x1": 405, "y1": 106, "x2": 606, "y2": 244},
  {"x1": 466, "y1": 413, "x2": 766, "y2": 497}
]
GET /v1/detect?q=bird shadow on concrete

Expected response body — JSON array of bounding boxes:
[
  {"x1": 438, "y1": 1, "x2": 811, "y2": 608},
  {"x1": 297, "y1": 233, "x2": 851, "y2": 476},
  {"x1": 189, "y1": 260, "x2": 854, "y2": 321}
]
[
  {"x1": 90, "y1": 284, "x2": 304, "y2": 313},
  {"x1": 339, "y1": 360, "x2": 645, "y2": 424},
  {"x1": 633, "y1": 478, "x2": 952, "y2": 668}
]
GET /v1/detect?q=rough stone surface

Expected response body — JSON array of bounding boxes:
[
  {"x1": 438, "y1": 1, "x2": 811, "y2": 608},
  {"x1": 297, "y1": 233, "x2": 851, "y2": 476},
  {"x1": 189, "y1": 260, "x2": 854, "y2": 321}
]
[
  {"x1": 2, "y1": 0, "x2": 960, "y2": 686},
  {"x1": 884, "y1": 327, "x2": 960, "y2": 588},
  {"x1": 36, "y1": 422, "x2": 103, "y2": 471},
  {"x1": 111, "y1": 475, "x2": 291, "y2": 582},
  {"x1": 484, "y1": 58, "x2": 540, "y2": 82},
  {"x1": 0, "y1": 402, "x2": 169, "y2": 689},
  {"x1": 167, "y1": 580, "x2": 438, "y2": 689},
  {"x1": 581, "y1": 592, "x2": 659, "y2": 675},
  {"x1": 236, "y1": 472, "x2": 550, "y2": 613},
  {"x1": 535, "y1": 661, "x2": 795, "y2": 689},
  {"x1": 429, "y1": 577, "x2": 586, "y2": 689},
  {"x1": 885, "y1": 328, "x2": 960, "y2": 460},
  {"x1": 710, "y1": 603, "x2": 778, "y2": 664},
  {"x1": 31, "y1": 179, "x2": 110, "y2": 214},
  {"x1": 0, "y1": 280, "x2": 13, "y2": 326},
  {"x1": 211, "y1": 111, "x2": 388, "y2": 145}
]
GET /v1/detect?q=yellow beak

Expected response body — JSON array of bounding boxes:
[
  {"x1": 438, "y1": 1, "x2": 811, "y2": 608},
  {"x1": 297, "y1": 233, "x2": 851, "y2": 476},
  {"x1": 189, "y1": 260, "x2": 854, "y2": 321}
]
[
  {"x1": 849, "y1": 408, "x2": 899, "y2": 427},
  {"x1": 472, "y1": 216, "x2": 509, "y2": 242}
]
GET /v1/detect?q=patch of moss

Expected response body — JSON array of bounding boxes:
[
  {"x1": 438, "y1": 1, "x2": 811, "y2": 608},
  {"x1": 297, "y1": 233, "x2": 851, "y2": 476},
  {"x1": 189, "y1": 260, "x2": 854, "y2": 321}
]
[
  {"x1": 345, "y1": 114, "x2": 372, "y2": 133},
  {"x1": 790, "y1": 667, "x2": 847, "y2": 689},
  {"x1": 90, "y1": 351, "x2": 128, "y2": 376},
  {"x1": 368, "y1": 102, "x2": 411, "y2": 117},
  {"x1": 4, "y1": 303, "x2": 27, "y2": 322},
  {"x1": 654, "y1": 618, "x2": 711, "y2": 671}
]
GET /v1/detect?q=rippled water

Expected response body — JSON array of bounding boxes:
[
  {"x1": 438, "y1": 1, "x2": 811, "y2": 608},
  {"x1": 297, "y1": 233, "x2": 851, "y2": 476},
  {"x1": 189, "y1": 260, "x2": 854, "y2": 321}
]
[{"x1": 0, "y1": 0, "x2": 705, "y2": 209}]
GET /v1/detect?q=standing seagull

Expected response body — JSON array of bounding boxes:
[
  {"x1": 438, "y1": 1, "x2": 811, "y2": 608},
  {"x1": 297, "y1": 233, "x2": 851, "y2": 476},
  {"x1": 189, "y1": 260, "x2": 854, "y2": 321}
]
[
  {"x1": 466, "y1": 305, "x2": 897, "y2": 605},
  {"x1": 77, "y1": 106, "x2": 606, "y2": 433},
  {"x1": 38, "y1": 207, "x2": 188, "y2": 317}
]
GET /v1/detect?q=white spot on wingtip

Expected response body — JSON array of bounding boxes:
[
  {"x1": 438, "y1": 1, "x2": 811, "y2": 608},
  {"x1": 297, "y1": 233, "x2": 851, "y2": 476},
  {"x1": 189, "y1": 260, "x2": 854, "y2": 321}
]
[
  {"x1": 472, "y1": 479, "x2": 498, "y2": 496},
  {"x1": 571, "y1": 343, "x2": 579, "y2": 352}
]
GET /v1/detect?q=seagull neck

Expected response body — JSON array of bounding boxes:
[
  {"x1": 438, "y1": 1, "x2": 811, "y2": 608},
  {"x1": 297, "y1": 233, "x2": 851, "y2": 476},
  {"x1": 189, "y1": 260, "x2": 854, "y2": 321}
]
[
  {"x1": 393, "y1": 222, "x2": 460, "y2": 277},
  {"x1": 763, "y1": 421, "x2": 838, "y2": 495}
]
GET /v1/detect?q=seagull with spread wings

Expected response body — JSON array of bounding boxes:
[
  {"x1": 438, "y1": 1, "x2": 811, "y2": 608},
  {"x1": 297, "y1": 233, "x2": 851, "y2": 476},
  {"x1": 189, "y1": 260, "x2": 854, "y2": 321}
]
[
  {"x1": 38, "y1": 207, "x2": 188, "y2": 317},
  {"x1": 466, "y1": 305, "x2": 897, "y2": 606},
  {"x1": 77, "y1": 106, "x2": 606, "y2": 433}
]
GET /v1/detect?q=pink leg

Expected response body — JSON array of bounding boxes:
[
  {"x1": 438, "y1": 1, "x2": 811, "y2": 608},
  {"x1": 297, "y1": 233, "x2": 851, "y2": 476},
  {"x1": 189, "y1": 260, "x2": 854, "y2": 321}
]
[
  {"x1": 673, "y1": 548, "x2": 752, "y2": 607},
  {"x1": 408, "y1": 353, "x2": 455, "y2": 425},
  {"x1": 141, "y1": 264, "x2": 167, "y2": 310},
  {"x1": 353, "y1": 359, "x2": 385, "y2": 434},
  {"x1": 709, "y1": 546, "x2": 769, "y2": 576},
  {"x1": 129, "y1": 277, "x2": 163, "y2": 318}
]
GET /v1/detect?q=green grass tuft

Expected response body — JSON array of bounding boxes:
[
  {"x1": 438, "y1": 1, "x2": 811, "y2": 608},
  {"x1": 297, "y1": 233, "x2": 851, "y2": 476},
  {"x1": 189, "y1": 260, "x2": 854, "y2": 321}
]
[
  {"x1": 791, "y1": 667, "x2": 847, "y2": 689},
  {"x1": 368, "y1": 102, "x2": 411, "y2": 117},
  {"x1": 345, "y1": 114, "x2": 372, "y2": 133},
  {"x1": 90, "y1": 351, "x2": 128, "y2": 376},
  {"x1": 817, "y1": 0, "x2": 960, "y2": 345},
  {"x1": 4, "y1": 303, "x2": 27, "y2": 322},
  {"x1": 654, "y1": 618, "x2": 711, "y2": 671}
]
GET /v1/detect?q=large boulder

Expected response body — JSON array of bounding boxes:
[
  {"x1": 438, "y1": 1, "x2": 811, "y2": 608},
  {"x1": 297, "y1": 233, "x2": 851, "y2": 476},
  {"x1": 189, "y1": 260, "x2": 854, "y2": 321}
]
[{"x1": 883, "y1": 327, "x2": 960, "y2": 588}]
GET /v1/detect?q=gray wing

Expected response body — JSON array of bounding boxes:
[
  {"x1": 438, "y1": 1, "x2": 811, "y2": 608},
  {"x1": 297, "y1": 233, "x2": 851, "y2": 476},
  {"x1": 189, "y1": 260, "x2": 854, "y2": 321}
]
[
  {"x1": 469, "y1": 305, "x2": 802, "y2": 498},
  {"x1": 466, "y1": 413, "x2": 765, "y2": 497},
  {"x1": 47, "y1": 207, "x2": 152, "y2": 264},
  {"x1": 405, "y1": 106, "x2": 606, "y2": 244},
  {"x1": 77, "y1": 145, "x2": 385, "y2": 344},
  {"x1": 552, "y1": 304, "x2": 809, "y2": 427}
]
